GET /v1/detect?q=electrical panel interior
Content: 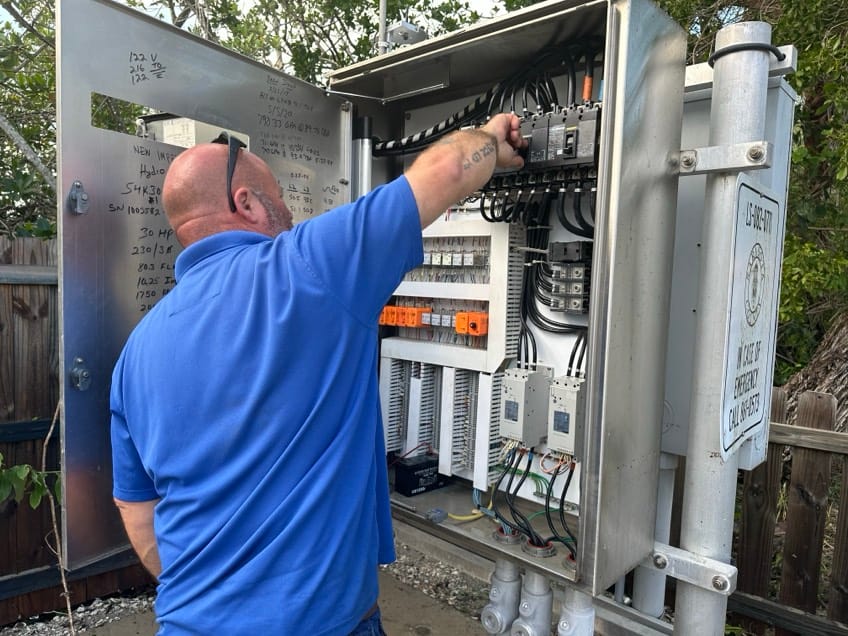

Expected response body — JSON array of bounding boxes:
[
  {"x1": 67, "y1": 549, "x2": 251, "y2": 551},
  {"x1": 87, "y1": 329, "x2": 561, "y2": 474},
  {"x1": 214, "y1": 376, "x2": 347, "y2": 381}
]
[{"x1": 372, "y1": 38, "x2": 599, "y2": 568}]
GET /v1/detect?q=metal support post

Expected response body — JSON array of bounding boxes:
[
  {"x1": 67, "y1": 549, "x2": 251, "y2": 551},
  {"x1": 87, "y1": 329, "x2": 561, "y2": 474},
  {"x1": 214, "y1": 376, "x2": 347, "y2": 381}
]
[
  {"x1": 632, "y1": 453, "x2": 678, "y2": 617},
  {"x1": 674, "y1": 21, "x2": 774, "y2": 636},
  {"x1": 377, "y1": 0, "x2": 387, "y2": 54},
  {"x1": 352, "y1": 116, "x2": 373, "y2": 200}
]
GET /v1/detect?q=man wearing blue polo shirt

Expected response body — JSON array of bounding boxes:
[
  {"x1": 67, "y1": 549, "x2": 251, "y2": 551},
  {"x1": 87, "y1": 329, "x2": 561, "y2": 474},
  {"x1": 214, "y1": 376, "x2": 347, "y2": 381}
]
[{"x1": 110, "y1": 113, "x2": 525, "y2": 635}]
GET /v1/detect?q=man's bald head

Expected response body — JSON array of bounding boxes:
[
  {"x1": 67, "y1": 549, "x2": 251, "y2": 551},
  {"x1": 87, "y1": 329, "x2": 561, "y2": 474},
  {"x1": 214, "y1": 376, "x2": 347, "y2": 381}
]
[{"x1": 163, "y1": 143, "x2": 292, "y2": 246}]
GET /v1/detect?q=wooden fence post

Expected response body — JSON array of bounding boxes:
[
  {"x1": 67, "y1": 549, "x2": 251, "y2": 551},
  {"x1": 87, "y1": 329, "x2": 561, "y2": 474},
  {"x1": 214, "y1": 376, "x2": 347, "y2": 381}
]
[
  {"x1": 829, "y1": 455, "x2": 848, "y2": 624},
  {"x1": 737, "y1": 387, "x2": 787, "y2": 635},
  {"x1": 777, "y1": 391, "x2": 837, "y2": 636}
]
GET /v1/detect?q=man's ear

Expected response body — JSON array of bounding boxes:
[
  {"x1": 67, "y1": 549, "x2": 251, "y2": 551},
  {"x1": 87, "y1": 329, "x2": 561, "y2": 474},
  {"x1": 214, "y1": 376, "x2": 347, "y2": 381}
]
[{"x1": 232, "y1": 187, "x2": 263, "y2": 225}]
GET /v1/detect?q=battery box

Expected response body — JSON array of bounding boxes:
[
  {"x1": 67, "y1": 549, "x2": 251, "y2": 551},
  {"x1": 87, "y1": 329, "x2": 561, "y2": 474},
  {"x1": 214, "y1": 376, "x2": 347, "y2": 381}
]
[{"x1": 394, "y1": 455, "x2": 448, "y2": 497}]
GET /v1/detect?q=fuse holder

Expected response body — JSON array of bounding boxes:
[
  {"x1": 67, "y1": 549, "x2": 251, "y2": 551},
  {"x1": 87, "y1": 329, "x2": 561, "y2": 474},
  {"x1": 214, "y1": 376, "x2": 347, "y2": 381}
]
[
  {"x1": 397, "y1": 306, "x2": 408, "y2": 326},
  {"x1": 384, "y1": 306, "x2": 398, "y2": 326},
  {"x1": 407, "y1": 307, "x2": 431, "y2": 328}
]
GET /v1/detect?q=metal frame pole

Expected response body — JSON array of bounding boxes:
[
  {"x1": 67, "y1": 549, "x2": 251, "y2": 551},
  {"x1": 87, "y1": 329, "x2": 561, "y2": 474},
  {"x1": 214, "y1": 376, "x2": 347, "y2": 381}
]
[
  {"x1": 378, "y1": 0, "x2": 388, "y2": 54},
  {"x1": 674, "y1": 21, "x2": 774, "y2": 635}
]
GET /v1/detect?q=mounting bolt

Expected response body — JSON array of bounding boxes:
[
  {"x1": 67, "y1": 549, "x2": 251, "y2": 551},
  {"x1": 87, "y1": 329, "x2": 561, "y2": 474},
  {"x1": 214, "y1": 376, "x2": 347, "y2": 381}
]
[
  {"x1": 490, "y1": 587, "x2": 499, "y2": 598},
  {"x1": 747, "y1": 145, "x2": 765, "y2": 161},
  {"x1": 680, "y1": 153, "x2": 695, "y2": 169},
  {"x1": 520, "y1": 601, "x2": 531, "y2": 613},
  {"x1": 652, "y1": 553, "x2": 668, "y2": 570},
  {"x1": 712, "y1": 575, "x2": 729, "y2": 592},
  {"x1": 559, "y1": 620, "x2": 570, "y2": 631}
]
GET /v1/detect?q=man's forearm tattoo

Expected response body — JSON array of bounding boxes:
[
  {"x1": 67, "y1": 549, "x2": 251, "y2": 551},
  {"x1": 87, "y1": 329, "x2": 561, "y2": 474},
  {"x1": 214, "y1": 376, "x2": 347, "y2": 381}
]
[
  {"x1": 463, "y1": 137, "x2": 496, "y2": 171},
  {"x1": 437, "y1": 130, "x2": 498, "y2": 171}
]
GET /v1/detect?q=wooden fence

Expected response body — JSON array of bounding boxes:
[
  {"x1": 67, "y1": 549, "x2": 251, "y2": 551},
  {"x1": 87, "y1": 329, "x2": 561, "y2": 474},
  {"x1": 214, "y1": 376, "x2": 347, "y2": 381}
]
[
  {"x1": 731, "y1": 388, "x2": 848, "y2": 635},
  {"x1": 0, "y1": 237, "x2": 151, "y2": 626}
]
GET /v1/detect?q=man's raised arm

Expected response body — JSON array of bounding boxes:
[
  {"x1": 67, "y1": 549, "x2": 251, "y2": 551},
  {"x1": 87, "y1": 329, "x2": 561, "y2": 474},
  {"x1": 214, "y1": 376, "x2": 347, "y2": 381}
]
[{"x1": 405, "y1": 113, "x2": 527, "y2": 229}]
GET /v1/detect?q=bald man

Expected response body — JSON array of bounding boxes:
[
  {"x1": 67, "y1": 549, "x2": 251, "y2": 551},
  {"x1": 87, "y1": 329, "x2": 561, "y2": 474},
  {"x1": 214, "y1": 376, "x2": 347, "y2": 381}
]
[{"x1": 110, "y1": 113, "x2": 526, "y2": 635}]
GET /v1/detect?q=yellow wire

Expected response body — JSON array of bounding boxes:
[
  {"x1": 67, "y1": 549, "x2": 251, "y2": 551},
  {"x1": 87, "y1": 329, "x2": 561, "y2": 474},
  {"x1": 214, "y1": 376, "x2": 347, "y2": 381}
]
[{"x1": 448, "y1": 510, "x2": 484, "y2": 521}]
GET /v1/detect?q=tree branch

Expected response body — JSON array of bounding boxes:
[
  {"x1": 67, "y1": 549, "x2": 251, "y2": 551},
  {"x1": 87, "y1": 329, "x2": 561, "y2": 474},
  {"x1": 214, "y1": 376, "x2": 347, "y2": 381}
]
[
  {"x1": 1, "y1": 1, "x2": 54, "y2": 49},
  {"x1": 0, "y1": 110, "x2": 56, "y2": 193}
]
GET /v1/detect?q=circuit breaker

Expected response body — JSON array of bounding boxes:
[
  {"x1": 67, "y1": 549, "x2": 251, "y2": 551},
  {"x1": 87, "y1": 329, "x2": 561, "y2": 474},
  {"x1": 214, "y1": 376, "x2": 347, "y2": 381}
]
[
  {"x1": 500, "y1": 367, "x2": 553, "y2": 448},
  {"x1": 547, "y1": 377, "x2": 586, "y2": 456}
]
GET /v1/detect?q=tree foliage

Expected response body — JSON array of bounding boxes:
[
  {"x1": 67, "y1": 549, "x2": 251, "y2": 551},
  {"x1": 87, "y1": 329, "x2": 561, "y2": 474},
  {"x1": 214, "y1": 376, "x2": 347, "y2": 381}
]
[
  {"x1": 638, "y1": 0, "x2": 848, "y2": 381},
  {"x1": 0, "y1": 0, "x2": 55, "y2": 235}
]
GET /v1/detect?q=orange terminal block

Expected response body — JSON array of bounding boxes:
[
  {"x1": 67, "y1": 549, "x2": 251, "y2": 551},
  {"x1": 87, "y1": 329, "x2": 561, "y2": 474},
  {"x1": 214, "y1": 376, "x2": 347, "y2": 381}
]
[
  {"x1": 454, "y1": 312, "x2": 470, "y2": 335},
  {"x1": 384, "y1": 306, "x2": 398, "y2": 326},
  {"x1": 407, "y1": 307, "x2": 431, "y2": 328},
  {"x1": 467, "y1": 312, "x2": 488, "y2": 336}
]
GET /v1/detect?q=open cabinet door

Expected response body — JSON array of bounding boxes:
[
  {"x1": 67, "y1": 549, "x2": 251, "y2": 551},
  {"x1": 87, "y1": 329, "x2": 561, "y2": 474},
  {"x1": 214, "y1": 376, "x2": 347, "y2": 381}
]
[{"x1": 56, "y1": 0, "x2": 352, "y2": 569}]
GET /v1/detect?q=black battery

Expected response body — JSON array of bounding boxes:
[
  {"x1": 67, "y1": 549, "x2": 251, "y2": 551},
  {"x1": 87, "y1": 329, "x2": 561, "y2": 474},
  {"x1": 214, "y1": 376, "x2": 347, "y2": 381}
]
[{"x1": 393, "y1": 455, "x2": 447, "y2": 497}]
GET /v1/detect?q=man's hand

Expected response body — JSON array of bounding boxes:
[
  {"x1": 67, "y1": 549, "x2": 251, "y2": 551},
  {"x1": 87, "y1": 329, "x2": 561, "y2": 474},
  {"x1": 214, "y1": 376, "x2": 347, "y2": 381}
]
[
  {"x1": 481, "y1": 113, "x2": 527, "y2": 171},
  {"x1": 406, "y1": 112, "x2": 528, "y2": 229}
]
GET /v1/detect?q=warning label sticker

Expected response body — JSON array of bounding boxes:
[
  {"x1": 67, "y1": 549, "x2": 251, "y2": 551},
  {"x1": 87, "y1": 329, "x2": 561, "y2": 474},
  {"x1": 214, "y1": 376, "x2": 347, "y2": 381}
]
[{"x1": 720, "y1": 176, "x2": 785, "y2": 460}]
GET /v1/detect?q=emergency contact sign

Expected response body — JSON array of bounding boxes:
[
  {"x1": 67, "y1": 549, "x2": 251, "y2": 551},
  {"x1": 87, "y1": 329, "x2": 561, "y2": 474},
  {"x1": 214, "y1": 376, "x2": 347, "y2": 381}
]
[{"x1": 720, "y1": 175, "x2": 785, "y2": 460}]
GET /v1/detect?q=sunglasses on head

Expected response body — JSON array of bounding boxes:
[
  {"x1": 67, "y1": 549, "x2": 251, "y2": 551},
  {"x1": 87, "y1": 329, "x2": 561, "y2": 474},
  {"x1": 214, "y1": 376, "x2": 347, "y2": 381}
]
[{"x1": 211, "y1": 132, "x2": 247, "y2": 213}]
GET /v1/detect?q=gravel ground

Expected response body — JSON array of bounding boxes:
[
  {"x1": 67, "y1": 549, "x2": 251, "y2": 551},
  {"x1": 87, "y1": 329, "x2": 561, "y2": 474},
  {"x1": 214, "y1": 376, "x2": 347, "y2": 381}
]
[
  {"x1": 0, "y1": 593, "x2": 156, "y2": 636},
  {"x1": 0, "y1": 541, "x2": 489, "y2": 635}
]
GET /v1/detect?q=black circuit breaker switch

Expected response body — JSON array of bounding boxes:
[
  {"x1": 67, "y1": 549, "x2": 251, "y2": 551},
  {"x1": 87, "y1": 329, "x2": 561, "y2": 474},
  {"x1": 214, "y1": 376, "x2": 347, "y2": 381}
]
[
  {"x1": 548, "y1": 241, "x2": 593, "y2": 263},
  {"x1": 394, "y1": 455, "x2": 447, "y2": 497}
]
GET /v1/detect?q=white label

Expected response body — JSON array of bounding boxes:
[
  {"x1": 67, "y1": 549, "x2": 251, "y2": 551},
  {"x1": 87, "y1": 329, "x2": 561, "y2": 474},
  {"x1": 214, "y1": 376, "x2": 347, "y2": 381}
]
[{"x1": 720, "y1": 176, "x2": 785, "y2": 460}]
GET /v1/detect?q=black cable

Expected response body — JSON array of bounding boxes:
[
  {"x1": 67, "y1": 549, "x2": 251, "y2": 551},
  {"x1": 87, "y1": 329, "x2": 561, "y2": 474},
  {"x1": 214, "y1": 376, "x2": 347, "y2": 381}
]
[
  {"x1": 573, "y1": 182, "x2": 595, "y2": 235},
  {"x1": 490, "y1": 449, "x2": 524, "y2": 537},
  {"x1": 543, "y1": 464, "x2": 577, "y2": 558},
  {"x1": 558, "y1": 461, "x2": 578, "y2": 551},
  {"x1": 575, "y1": 330, "x2": 588, "y2": 376},
  {"x1": 373, "y1": 89, "x2": 493, "y2": 156},
  {"x1": 506, "y1": 450, "x2": 546, "y2": 546},
  {"x1": 589, "y1": 185, "x2": 597, "y2": 223},
  {"x1": 555, "y1": 188, "x2": 592, "y2": 238},
  {"x1": 567, "y1": 331, "x2": 583, "y2": 376},
  {"x1": 708, "y1": 42, "x2": 786, "y2": 67},
  {"x1": 502, "y1": 448, "x2": 522, "y2": 525},
  {"x1": 563, "y1": 51, "x2": 577, "y2": 106}
]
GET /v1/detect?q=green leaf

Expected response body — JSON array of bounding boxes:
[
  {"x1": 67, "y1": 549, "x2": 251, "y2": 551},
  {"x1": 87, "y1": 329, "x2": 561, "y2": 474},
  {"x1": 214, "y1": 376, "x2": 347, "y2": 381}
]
[
  {"x1": 28, "y1": 483, "x2": 45, "y2": 509},
  {"x1": 8, "y1": 465, "x2": 30, "y2": 503},
  {"x1": 0, "y1": 477, "x2": 12, "y2": 502}
]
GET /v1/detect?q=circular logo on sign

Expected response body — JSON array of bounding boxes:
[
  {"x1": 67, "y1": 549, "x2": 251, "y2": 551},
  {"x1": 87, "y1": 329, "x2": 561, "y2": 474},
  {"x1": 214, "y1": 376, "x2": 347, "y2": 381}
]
[{"x1": 745, "y1": 242, "x2": 765, "y2": 326}]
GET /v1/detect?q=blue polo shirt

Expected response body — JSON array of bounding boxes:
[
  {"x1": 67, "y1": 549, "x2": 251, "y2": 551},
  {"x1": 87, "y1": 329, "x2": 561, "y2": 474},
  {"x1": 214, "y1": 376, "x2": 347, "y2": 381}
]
[{"x1": 110, "y1": 176, "x2": 423, "y2": 635}]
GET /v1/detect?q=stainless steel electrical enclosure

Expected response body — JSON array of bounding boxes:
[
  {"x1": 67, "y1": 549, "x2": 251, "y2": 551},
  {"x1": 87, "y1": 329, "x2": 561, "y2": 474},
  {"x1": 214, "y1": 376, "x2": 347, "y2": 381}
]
[{"x1": 57, "y1": 0, "x2": 687, "y2": 600}]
